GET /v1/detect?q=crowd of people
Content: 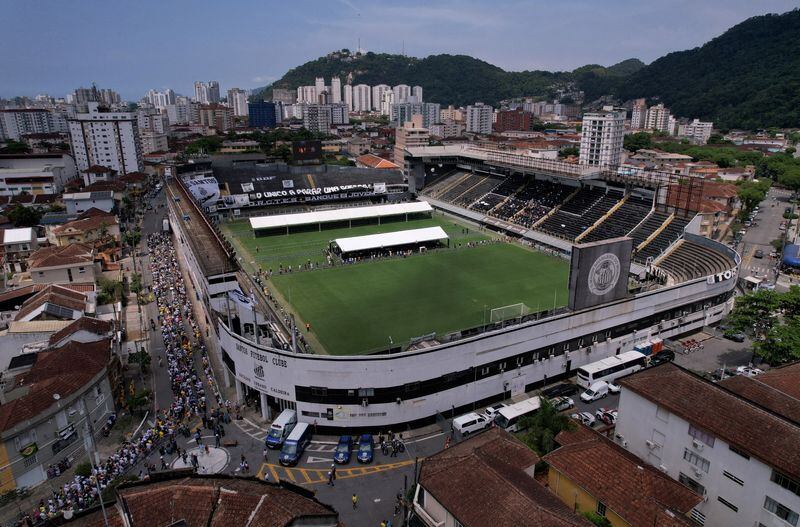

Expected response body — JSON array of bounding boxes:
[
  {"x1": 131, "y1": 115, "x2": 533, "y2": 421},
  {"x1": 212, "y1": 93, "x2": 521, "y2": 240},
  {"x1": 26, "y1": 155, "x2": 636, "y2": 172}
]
[{"x1": 12, "y1": 233, "x2": 218, "y2": 526}]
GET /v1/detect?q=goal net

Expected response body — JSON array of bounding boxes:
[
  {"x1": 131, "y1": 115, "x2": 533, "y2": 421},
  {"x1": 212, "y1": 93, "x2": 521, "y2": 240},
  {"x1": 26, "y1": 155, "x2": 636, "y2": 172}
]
[{"x1": 489, "y1": 303, "x2": 530, "y2": 323}]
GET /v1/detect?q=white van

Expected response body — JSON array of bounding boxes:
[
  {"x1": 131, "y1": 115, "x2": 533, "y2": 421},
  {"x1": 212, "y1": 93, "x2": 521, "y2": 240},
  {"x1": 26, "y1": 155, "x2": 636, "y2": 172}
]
[
  {"x1": 453, "y1": 412, "x2": 491, "y2": 436},
  {"x1": 265, "y1": 409, "x2": 297, "y2": 449},
  {"x1": 580, "y1": 381, "x2": 609, "y2": 403}
]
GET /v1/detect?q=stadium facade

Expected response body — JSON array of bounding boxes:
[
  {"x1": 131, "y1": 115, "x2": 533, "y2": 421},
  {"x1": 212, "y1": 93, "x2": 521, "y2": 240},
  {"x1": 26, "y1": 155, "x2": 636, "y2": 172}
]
[{"x1": 165, "y1": 151, "x2": 741, "y2": 432}]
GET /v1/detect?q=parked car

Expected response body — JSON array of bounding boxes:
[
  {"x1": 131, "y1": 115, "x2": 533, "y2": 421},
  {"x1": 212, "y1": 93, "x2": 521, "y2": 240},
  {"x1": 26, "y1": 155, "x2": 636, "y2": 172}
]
[
  {"x1": 334, "y1": 436, "x2": 353, "y2": 464},
  {"x1": 453, "y1": 412, "x2": 491, "y2": 436},
  {"x1": 483, "y1": 403, "x2": 507, "y2": 421},
  {"x1": 356, "y1": 434, "x2": 374, "y2": 464},
  {"x1": 648, "y1": 351, "x2": 674, "y2": 367},
  {"x1": 542, "y1": 382, "x2": 579, "y2": 398},
  {"x1": 607, "y1": 382, "x2": 621, "y2": 394},
  {"x1": 595, "y1": 407, "x2": 618, "y2": 426},
  {"x1": 736, "y1": 365, "x2": 764, "y2": 377},
  {"x1": 754, "y1": 249, "x2": 764, "y2": 259},
  {"x1": 580, "y1": 381, "x2": 610, "y2": 403},
  {"x1": 570, "y1": 412, "x2": 596, "y2": 427},
  {"x1": 550, "y1": 396, "x2": 574, "y2": 412},
  {"x1": 724, "y1": 331, "x2": 746, "y2": 342}
]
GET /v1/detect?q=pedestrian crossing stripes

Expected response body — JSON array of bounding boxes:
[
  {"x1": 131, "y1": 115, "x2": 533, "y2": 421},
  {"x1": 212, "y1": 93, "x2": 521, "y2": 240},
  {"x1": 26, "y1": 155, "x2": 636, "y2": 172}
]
[{"x1": 257, "y1": 460, "x2": 413, "y2": 485}]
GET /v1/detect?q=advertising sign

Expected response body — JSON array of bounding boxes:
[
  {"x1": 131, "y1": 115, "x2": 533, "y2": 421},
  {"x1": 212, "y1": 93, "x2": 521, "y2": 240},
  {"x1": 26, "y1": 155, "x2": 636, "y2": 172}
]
[
  {"x1": 183, "y1": 177, "x2": 221, "y2": 207},
  {"x1": 568, "y1": 237, "x2": 633, "y2": 311}
]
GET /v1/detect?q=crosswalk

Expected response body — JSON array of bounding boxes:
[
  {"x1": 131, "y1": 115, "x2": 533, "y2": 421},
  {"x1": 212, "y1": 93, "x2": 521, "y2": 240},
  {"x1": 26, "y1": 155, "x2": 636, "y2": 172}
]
[
  {"x1": 234, "y1": 417, "x2": 340, "y2": 451},
  {"x1": 257, "y1": 460, "x2": 414, "y2": 486}
]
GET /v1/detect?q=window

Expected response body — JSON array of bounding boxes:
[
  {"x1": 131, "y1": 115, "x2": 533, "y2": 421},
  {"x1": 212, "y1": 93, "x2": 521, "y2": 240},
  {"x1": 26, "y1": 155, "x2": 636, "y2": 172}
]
[
  {"x1": 772, "y1": 470, "x2": 800, "y2": 497},
  {"x1": 688, "y1": 424, "x2": 715, "y2": 447},
  {"x1": 722, "y1": 470, "x2": 743, "y2": 486},
  {"x1": 679, "y1": 473, "x2": 705, "y2": 495},
  {"x1": 404, "y1": 382, "x2": 419, "y2": 394},
  {"x1": 656, "y1": 405, "x2": 669, "y2": 423},
  {"x1": 717, "y1": 496, "x2": 738, "y2": 512},
  {"x1": 729, "y1": 445, "x2": 750, "y2": 459},
  {"x1": 683, "y1": 449, "x2": 710, "y2": 473},
  {"x1": 78, "y1": 267, "x2": 86, "y2": 274},
  {"x1": 690, "y1": 508, "x2": 706, "y2": 526},
  {"x1": 357, "y1": 388, "x2": 374, "y2": 397},
  {"x1": 23, "y1": 453, "x2": 38, "y2": 468},
  {"x1": 764, "y1": 496, "x2": 798, "y2": 526},
  {"x1": 310, "y1": 387, "x2": 327, "y2": 397},
  {"x1": 596, "y1": 502, "x2": 607, "y2": 516}
]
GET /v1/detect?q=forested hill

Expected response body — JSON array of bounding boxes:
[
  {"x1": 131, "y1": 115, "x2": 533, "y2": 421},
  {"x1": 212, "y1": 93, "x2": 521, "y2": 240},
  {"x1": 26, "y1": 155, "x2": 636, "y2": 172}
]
[
  {"x1": 254, "y1": 51, "x2": 642, "y2": 107},
  {"x1": 614, "y1": 9, "x2": 800, "y2": 130}
]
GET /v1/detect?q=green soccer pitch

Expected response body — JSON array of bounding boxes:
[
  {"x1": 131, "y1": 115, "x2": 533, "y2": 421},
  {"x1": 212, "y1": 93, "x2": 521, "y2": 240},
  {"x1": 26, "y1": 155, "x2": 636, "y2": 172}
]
[{"x1": 222, "y1": 215, "x2": 570, "y2": 355}]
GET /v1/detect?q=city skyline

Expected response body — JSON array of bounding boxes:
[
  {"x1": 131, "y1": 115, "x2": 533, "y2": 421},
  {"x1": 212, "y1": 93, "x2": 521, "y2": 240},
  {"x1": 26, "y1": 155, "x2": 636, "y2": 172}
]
[{"x1": 2, "y1": 0, "x2": 798, "y2": 99}]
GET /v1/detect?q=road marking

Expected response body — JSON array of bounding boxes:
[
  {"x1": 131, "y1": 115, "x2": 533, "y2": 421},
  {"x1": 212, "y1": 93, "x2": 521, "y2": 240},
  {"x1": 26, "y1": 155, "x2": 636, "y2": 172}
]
[
  {"x1": 306, "y1": 456, "x2": 334, "y2": 463},
  {"x1": 256, "y1": 460, "x2": 415, "y2": 486},
  {"x1": 300, "y1": 468, "x2": 313, "y2": 483},
  {"x1": 269, "y1": 464, "x2": 280, "y2": 482},
  {"x1": 285, "y1": 468, "x2": 297, "y2": 483}
]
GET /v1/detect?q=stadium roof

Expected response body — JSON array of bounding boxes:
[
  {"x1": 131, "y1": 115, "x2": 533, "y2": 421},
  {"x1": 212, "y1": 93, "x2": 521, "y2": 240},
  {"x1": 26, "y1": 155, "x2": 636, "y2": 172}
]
[
  {"x1": 334, "y1": 226, "x2": 448, "y2": 253},
  {"x1": 249, "y1": 201, "x2": 433, "y2": 231}
]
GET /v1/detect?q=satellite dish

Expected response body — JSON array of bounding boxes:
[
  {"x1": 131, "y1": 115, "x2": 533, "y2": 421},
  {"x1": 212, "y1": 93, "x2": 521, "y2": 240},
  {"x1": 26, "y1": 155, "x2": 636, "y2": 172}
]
[{"x1": 53, "y1": 393, "x2": 61, "y2": 400}]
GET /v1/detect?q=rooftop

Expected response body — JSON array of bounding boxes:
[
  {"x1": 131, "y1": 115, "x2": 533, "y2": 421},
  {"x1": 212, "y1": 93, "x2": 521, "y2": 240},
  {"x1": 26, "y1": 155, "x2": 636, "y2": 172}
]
[
  {"x1": 28, "y1": 242, "x2": 94, "y2": 269},
  {"x1": 719, "y1": 361, "x2": 800, "y2": 423},
  {"x1": 618, "y1": 363, "x2": 800, "y2": 480},
  {"x1": 0, "y1": 227, "x2": 35, "y2": 245},
  {"x1": 14, "y1": 284, "x2": 87, "y2": 321},
  {"x1": 62, "y1": 191, "x2": 115, "y2": 201},
  {"x1": 48, "y1": 316, "x2": 113, "y2": 347}
]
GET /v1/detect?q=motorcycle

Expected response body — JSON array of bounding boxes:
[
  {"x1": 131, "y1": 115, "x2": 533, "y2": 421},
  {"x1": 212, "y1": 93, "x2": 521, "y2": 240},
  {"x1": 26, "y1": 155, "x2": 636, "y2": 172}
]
[{"x1": 101, "y1": 413, "x2": 117, "y2": 437}]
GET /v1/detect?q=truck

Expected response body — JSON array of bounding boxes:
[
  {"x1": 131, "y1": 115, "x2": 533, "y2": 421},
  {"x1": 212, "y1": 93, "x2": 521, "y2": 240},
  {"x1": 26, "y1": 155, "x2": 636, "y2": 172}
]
[{"x1": 162, "y1": 218, "x2": 170, "y2": 232}]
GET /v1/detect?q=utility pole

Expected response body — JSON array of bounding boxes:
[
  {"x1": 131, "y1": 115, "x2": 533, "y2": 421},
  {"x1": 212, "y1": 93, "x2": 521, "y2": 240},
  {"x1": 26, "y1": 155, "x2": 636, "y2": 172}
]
[{"x1": 82, "y1": 396, "x2": 110, "y2": 527}]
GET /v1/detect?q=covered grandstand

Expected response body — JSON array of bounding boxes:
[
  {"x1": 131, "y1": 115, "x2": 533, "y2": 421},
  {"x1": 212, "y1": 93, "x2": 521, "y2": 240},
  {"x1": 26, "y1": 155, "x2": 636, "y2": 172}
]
[{"x1": 331, "y1": 226, "x2": 449, "y2": 257}]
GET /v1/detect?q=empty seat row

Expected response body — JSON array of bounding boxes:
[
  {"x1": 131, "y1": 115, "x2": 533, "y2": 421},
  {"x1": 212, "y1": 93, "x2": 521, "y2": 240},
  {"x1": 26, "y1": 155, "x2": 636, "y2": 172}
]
[
  {"x1": 657, "y1": 241, "x2": 734, "y2": 282},
  {"x1": 635, "y1": 216, "x2": 692, "y2": 263},
  {"x1": 582, "y1": 196, "x2": 653, "y2": 243}
]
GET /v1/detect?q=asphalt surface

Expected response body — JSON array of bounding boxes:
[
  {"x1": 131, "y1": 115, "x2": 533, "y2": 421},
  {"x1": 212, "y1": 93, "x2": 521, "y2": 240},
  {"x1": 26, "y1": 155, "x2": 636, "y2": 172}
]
[{"x1": 736, "y1": 187, "x2": 791, "y2": 282}]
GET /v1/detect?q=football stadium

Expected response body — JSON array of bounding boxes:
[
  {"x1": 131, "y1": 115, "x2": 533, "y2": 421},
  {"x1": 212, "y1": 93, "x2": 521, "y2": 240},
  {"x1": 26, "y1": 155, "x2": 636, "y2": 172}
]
[{"x1": 165, "y1": 150, "x2": 739, "y2": 431}]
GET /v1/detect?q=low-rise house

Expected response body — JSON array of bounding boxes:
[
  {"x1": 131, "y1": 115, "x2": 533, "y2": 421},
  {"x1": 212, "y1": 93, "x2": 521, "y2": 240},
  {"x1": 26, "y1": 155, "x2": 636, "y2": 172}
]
[
  {"x1": 28, "y1": 243, "x2": 97, "y2": 285},
  {"x1": 356, "y1": 153, "x2": 401, "y2": 170},
  {"x1": 80, "y1": 165, "x2": 117, "y2": 186},
  {"x1": 47, "y1": 316, "x2": 113, "y2": 349},
  {"x1": 62, "y1": 191, "x2": 114, "y2": 214},
  {"x1": 0, "y1": 338, "x2": 115, "y2": 491},
  {"x1": 0, "y1": 227, "x2": 38, "y2": 273},
  {"x1": 49, "y1": 209, "x2": 120, "y2": 262},
  {"x1": 118, "y1": 171, "x2": 149, "y2": 197},
  {"x1": 13, "y1": 284, "x2": 88, "y2": 322},
  {"x1": 0, "y1": 153, "x2": 77, "y2": 195}
]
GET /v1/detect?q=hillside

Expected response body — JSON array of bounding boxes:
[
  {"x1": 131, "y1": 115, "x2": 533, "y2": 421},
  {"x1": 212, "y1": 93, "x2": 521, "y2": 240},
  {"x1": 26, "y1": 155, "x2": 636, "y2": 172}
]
[
  {"x1": 616, "y1": 9, "x2": 800, "y2": 129},
  {"x1": 255, "y1": 51, "x2": 640, "y2": 107}
]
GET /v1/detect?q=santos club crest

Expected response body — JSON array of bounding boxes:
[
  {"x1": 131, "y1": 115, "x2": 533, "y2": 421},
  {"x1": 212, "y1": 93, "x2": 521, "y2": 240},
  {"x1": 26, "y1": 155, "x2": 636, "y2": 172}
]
[{"x1": 587, "y1": 253, "x2": 621, "y2": 296}]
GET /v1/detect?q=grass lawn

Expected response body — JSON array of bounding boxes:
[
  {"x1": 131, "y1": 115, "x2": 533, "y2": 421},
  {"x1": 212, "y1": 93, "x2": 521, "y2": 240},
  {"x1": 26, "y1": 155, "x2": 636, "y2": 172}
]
[
  {"x1": 223, "y1": 215, "x2": 488, "y2": 271},
  {"x1": 270, "y1": 243, "x2": 569, "y2": 355}
]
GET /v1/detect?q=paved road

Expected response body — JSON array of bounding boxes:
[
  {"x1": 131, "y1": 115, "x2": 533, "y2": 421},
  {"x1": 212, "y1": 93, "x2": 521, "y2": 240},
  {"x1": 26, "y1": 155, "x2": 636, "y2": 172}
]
[{"x1": 737, "y1": 187, "x2": 791, "y2": 281}]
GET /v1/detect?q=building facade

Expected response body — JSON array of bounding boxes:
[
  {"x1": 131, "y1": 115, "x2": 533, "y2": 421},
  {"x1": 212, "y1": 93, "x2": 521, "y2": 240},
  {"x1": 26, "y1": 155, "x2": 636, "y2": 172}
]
[
  {"x1": 0, "y1": 109, "x2": 69, "y2": 141},
  {"x1": 194, "y1": 81, "x2": 220, "y2": 104},
  {"x1": 391, "y1": 102, "x2": 441, "y2": 128},
  {"x1": 465, "y1": 103, "x2": 493, "y2": 134},
  {"x1": 67, "y1": 103, "x2": 143, "y2": 174},
  {"x1": 248, "y1": 101, "x2": 278, "y2": 129},
  {"x1": 199, "y1": 104, "x2": 233, "y2": 132},
  {"x1": 352, "y1": 84, "x2": 371, "y2": 113},
  {"x1": 579, "y1": 106, "x2": 625, "y2": 166},
  {"x1": 227, "y1": 88, "x2": 249, "y2": 117}
]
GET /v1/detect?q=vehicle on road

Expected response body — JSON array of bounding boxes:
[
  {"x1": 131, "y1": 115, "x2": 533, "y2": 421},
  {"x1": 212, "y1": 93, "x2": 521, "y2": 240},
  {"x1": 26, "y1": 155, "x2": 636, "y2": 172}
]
[
  {"x1": 334, "y1": 436, "x2": 353, "y2": 464},
  {"x1": 266, "y1": 409, "x2": 297, "y2": 449},
  {"x1": 648, "y1": 351, "x2": 674, "y2": 367},
  {"x1": 482, "y1": 403, "x2": 507, "y2": 421},
  {"x1": 736, "y1": 365, "x2": 764, "y2": 377},
  {"x1": 542, "y1": 382, "x2": 579, "y2": 398},
  {"x1": 723, "y1": 331, "x2": 746, "y2": 342},
  {"x1": 754, "y1": 249, "x2": 764, "y2": 259},
  {"x1": 580, "y1": 381, "x2": 610, "y2": 403},
  {"x1": 279, "y1": 422, "x2": 311, "y2": 466},
  {"x1": 453, "y1": 412, "x2": 491, "y2": 436},
  {"x1": 493, "y1": 396, "x2": 542, "y2": 432},
  {"x1": 576, "y1": 351, "x2": 647, "y2": 388},
  {"x1": 570, "y1": 412, "x2": 596, "y2": 427},
  {"x1": 550, "y1": 396, "x2": 574, "y2": 412},
  {"x1": 356, "y1": 434, "x2": 374, "y2": 463},
  {"x1": 595, "y1": 407, "x2": 618, "y2": 425}
]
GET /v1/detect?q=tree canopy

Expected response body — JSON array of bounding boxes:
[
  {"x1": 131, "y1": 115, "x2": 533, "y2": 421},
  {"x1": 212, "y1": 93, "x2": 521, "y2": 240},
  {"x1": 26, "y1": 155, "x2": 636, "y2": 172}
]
[{"x1": 727, "y1": 286, "x2": 800, "y2": 365}]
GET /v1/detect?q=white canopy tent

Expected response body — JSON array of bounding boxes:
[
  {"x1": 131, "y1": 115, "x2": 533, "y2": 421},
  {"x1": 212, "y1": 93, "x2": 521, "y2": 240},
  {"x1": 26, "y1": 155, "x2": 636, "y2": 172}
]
[
  {"x1": 334, "y1": 226, "x2": 448, "y2": 254},
  {"x1": 249, "y1": 201, "x2": 433, "y2": 232}
]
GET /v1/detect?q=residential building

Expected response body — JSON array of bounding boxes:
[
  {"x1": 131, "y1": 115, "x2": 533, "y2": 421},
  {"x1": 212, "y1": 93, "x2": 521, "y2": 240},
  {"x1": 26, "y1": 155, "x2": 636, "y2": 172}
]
[
  {"x1": 412, "y1": 427, "x2": 590, "y2": 527},
  {"x1": 343, "y1": 84, "x2": 353, "y2": 111},
  {"x1": 199, "y1": 103, "x2": 233, "y2": 132},
  {"x1": 165, "y1": 102, "x2": 195, "y2": 125},
  {"x1": 144, "y1": 88, "x2": 175, "y2": 109},
  {"x1": 393, "y1": 84, "x2": 411, "y2": 104},
  {"x1": 429, "y1": 119, "x2": 465, "y2": 138},
  {"x1": 372, "y1": 84, "x2": 390, "y2": 112},
  {"x1": 67, "y1": 103, "x2": 142, "y2": 174},
  {"x1": 0, "y1": 109, "x2": 69, "y2": 141},
  {"x1": 440, "y1": 105, "x2": 463, "y2": 122},
  {"x1": 137, "y1": 110, "x2": 169, "y2": 154},
  {"x1": 679, "y1": 119, "x2": 714, "y2": 144},
  {"x1": 630, "y1": 98, "x2": 647, "y2": 130},
  {"x1": 466, "y1": 103, "x2": 493, "y2": 134},
  {"x1": 330, "y1": 77, "x2": 342, "y2": 104},
  {"x1": 193, "y1": 81, "x2": 220, "y2": 104},
  {"x1": 47, "y1": 316, "x2": 113, "y2": 349},
  {"x1": 494, "y1": 109, "x2": 536, "y2": 132},
  {"x1": 0, "y1": 152, "x2": 77, "y2": 195},
  {"x1": 314, "y1": 77, "x2": 326, "y2": 100},
  {"x1": 248, "y1": 101, "x2": 278, "y2": 128},
  {"x1": 545, "y1": 425, "x2": 703, "y2": 527},
  {"x1": 412, "y1": 85, "x2": 423, "y2": 102},
  {"x1": 62, "y1": 190, "x2": 115, "y2": 214},
  {"x1": 394, "y1": 115, "x2": 429, "y2": 168},
  {"x1": 28, "y1": 244, "x2": 96, "y2": 286},
  {"x1": 391, "y1": 102, "x2": 441, "y2": 128},
  {"x1": 226, "y1": 88, "x2": 249, "y2": 117},
  {"x1": 13, "y1": 284, "x2": 88, "y2": 321},
  {"x1": 352, "y1": 84, "x2": 372, "y2": 113},
  {"x1": 271, "y1": 88, "x2": 296, "y2": 105},
  {"x1": 72, "y1": 86, "x2": 121, "y2": 107},
  {"x1": 645, "y1": 103, "x2": 672, "y2": 133},
  {"x1": 379, "y1": 90, "x2": 395, "y2": 116},
  {"x1": 49, "y1": 209, "x2": 119, "y2": 251},
  {"x1": 0, "y1": 228, "x2": 38, "y2": 273},
  {"x1": 297, "y1": 85, "x2": 317, "y2": 104},
  {"x1": 80, "y1": 165, "x2": 116, "y2": 186},
  {"x1": 579, "y1": 106, "x2": 625, "y2": 166},
  {"x1": 616, "y1": 363, "x2": 800, "y2": 527},
  {"x1": 0, "y1": 339, "x2": 115, "y2": 491},
  {"x1": 301, "y1": 103, "x2": 349, "y2": 133}
]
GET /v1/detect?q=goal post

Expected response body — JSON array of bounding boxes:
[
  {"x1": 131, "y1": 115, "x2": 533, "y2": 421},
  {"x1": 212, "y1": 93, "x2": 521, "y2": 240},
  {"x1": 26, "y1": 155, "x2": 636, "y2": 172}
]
[{"x1": 489, "y1": 302, "x2": 530, "y2": 323}]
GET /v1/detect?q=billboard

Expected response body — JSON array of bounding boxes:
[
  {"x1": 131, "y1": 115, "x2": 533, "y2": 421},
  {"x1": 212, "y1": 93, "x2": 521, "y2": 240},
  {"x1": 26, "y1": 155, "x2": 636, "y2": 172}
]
[
  {"x1": 222, "y1": 194, "x2": 251, "y2": 208},
  {"x1": 292, "y1": 140, "x2": 323, "y2": 165},
  {"x1": 568, "y1": 237, "x2": 632, "y2": 311},
  {"x1": 183, "y1": 177, "x2": 221, "y2": 207}
]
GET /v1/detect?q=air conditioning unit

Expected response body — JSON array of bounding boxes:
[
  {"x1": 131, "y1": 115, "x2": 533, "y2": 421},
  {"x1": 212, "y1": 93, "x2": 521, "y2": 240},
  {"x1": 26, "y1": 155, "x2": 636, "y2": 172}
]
[
  {"x1": 658, "y1": 464, "x2": 668, "y2": 473},
  {"x1": 692, "y1": 439, "x2": 704, "y2": 451},
  {"x1": 646, "y1": 440, "x2": 657, "y2": 449},
  {"x1": 693, "y1": 468, "x2": 703, "y2": 478}
]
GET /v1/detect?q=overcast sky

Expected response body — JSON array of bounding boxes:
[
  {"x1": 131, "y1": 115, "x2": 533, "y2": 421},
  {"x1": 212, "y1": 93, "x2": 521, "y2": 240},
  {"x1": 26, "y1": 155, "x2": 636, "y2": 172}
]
[{"x1": 2, "y1": 0, "x2": 798, "y2": 99}]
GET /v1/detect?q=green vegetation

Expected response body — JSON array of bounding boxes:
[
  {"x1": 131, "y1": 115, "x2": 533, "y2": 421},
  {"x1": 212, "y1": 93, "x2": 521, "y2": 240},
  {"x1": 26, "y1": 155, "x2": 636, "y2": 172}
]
[
  {"x1": 757, "y1": 152, "x2": 800, "y2": 192},
  {"x1": 736, "y1": 179, "x2": 771, "y2": 215},
  {"x1": 558, "y1": 146, "x2": 579, "y2": 158},
  {"x1": 519, "y1": 398, "x2": 574, "y2": 456},
  {"x1": 727, "y1": 287, "x2": 800, "y2": 365},
  {"x1": 582, "y1": 512, "x2": 613, "y2": 527},
  {"x1": 267, "y1": 242, "x2": 569, "y2": 355},
  {"x1": 184, "y1": 129, "x2": 327, "y2": 160},
  {"x1": 6, "y1": 203, "x2": 42, "y2": 227},
  {"x1": 0, "y1": 140, "x2": 31, "y2": 154},
  {"x1": 97, "y1": 278, "x2": 126, "y2": 307}
]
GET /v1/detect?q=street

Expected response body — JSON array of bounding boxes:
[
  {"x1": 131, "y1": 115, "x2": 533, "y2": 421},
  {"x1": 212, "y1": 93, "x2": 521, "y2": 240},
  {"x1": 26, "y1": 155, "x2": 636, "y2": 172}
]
[{"x1": 736, "y1": 186, "x2": 790, "y2": 282}]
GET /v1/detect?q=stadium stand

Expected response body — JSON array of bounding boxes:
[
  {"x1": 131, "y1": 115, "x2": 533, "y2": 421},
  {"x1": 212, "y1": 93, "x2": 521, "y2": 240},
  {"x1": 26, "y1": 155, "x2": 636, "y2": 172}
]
[
  {"x1": 582, "y1": 196, "x2": 653, "y2": 242},
  {"x1": 628, "y1": 210, "x2": 672, "y2": 249},
  {"x1": 453, "y1": 175, "x2": 502, "y2": 207},
  {"x1": 537, "y1": 187, "x2": 621, "y2": 240},
  {"x1": 656, "y1": 240, "x2": 735, "y2": 282},
  {"x1": 471, "y1": 193, "x2": 506, "y2": 213},
  {"x1": 635, "y1": 215, "x2": 692, "y2": 263}
]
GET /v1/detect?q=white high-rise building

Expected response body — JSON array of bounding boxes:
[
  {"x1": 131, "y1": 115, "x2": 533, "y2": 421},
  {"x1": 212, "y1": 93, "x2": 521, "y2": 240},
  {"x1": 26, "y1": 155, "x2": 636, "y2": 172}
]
[
  {"x1": 579, "y1": 105, "x2": 625, "y2": 167},
  {"x1": 315, "y1": 77, "x2": 325, "y2": 100},
  {"x1": 630, "y1": 98, "x2": 647, "y2": 130},
  {"x1": 380, "y1": 90, "x2": 395, "y2": 116},
  {"x1": 679, "y1": 119, "x2": 714, "y2": 144},
  {"x1": 344, "y1": 85, "x2": 354, "y2": 112},
  {"x1": 372, "y1": 85, "x2": 390, "y2": 112},
  {"x1": 393, "y1": 84, "x2": 411, "y2": 104},
  {"x1": 0, "y1": 109, "x2": 69, "y2": 140},
  {"x1": 227, "y1": 88, "x2": 249, "y2": 117},
  {"x1": 412, "y1": 86, "x2": 423, "y2": 102},
  {"x1": 330, "y1": 77, "x2": 342, "y2": 103},
  {"x1": 465, "y1": 103, "x2": 493, "y2": 135},
  {"x1": 297, "y1": 86, "x2": 317, "y2": 104},
  {"x1": 194, "y1": 81, "x2": 220, "y2": 104},
  {"x1": 352, "y1": 84, "x2": 372, "y2": 113},
  {"x1": 146, "y1": 89, "x2": 176, "y2": 109},
  {"x1": 645, "y1": 103, "x2": 671, "y2": 133},
  {"x1": 68, "y1": 102, "x2": 143, "y2": 174}
]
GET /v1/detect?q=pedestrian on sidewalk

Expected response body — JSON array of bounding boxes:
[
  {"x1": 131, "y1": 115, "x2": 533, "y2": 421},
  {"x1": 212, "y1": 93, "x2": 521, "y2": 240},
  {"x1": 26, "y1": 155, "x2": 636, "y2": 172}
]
[
  {"x1": 215, "y1": 432, "x2": 220, "y2": 448},
  {"x1": 327, "y1": 470, "x2": 334, "y2": 486},
  {"x1": 352, "y1": 494, "x2": 358, "y2": 509},
  {"x1": 331, "y1": 464, "x2": 337, "y2": 481},
  {"x1": 263, "y1": 447, "x2": 269, "y2": 463}
]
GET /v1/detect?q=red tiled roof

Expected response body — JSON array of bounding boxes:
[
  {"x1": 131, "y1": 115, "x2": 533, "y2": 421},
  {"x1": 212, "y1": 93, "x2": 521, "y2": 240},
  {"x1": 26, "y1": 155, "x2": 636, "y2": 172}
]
[
  {"x1": 119, "y1": 172, "x2": 148, "y2": 183},
  {"x1": 619, "y1": 363, "x2": 800, "y2": 479},
  {"x1": 48, "y1": 316, "x2": 113, "y2": 347},
  {"x1": 28, "y1": 242, "x2": 93, "y2": 269},
  {"x1": 719, "y1": 361, "x2": 800, "y2": 423},
  {"x1": 420, "y1": 427, "x2": 590, "y2": 527},
  {"x1": 84, "y1": 180, "x2": 125, "y2": 192},
  {"x1": 545, "y1": 426, "x2": 703, "y2": 527},
  {"x1": 14, "y1": 284, "x2": 87, "y2": 321},
  {"x1": 53, "y1": 214, "x2": 118, "y2": 235},
  {"x1": 0, "y1": 339, "x2": 110, "y2": 432},
  {"x1": 356, "y1": 153, "x2": 400, "y2": 169},
  {"x1": 82, "y1": 165, "x2": 117, "y2": 174}
]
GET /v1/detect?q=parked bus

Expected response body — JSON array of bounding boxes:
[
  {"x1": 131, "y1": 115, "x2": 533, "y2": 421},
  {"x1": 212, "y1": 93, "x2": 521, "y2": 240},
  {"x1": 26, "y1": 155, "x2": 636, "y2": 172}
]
[
  {"x1": 576, "y1": 351, "x2": 647, "y2": 389},
  {"x1": 493, "y1": 396, "x2": 542, "y2": 432}
]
